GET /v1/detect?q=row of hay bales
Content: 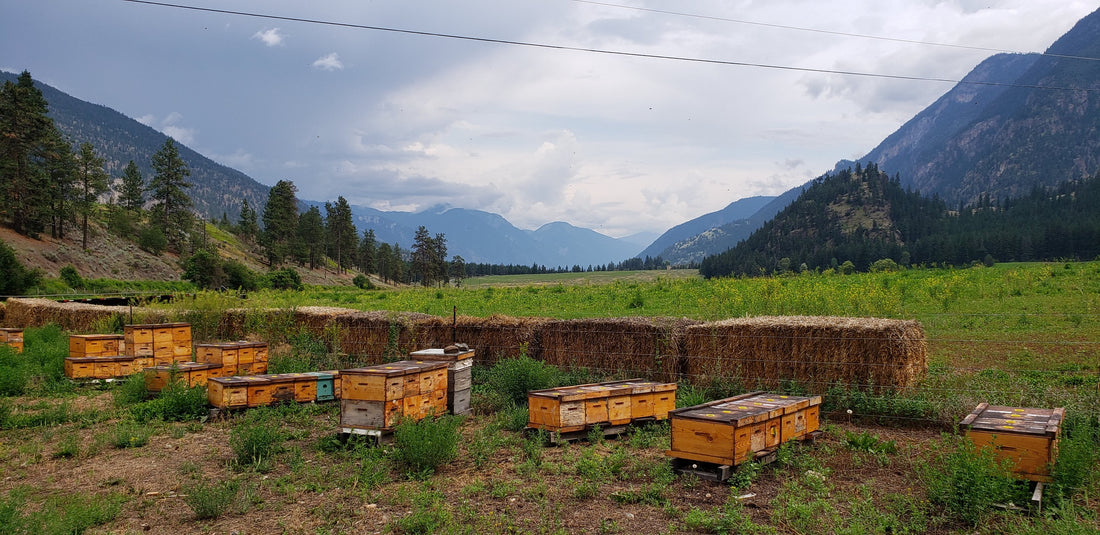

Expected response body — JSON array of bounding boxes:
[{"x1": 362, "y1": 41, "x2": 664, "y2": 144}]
[{"x1": 2, "y1": 298, "x2": 927, "y2": 391}]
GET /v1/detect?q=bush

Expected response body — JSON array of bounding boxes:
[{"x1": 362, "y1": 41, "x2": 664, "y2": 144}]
[
  {"x1": 869, "y1": 258, "x2": 899, "y2": 273},
  {"x1": 392, "y1": 414, "x2": 463, "y2": 479},
  {"x1": 138, "y1": 226, "x2": 167, "y2": 255},
  {"x1": 484, "y1": 354, "x2": 562, "y2": 407},
  {"x1": 130, "y1": 383, "x2": 209, "y2": 423},
  {"x1": 223, "y1": 259, "x2": 258, "y2": 291},
  {"x1": 230, "y1": 411, "x2": 285, "y2": 469},
  {"x1": 921, "y1": 434, "x2": 1020, "y2": 526},
  {"x1": 110, "y1": 421, "x2": 152, "y2": 448},
  {"x1": 353, "y1": 274, "x2": 375, "y2": 290},
  {"x1": 0, "y1": 239, "x2": 41, "y2": 295},
  {"x1": 181, "y1": 250, "x2": 226, "y2": 290},
  {"x1": 59, "y1": 265, "x2": 83, "y2": 289},
  {"x1": 266, "y1": 268, "x2": 302, "y2": 290}
]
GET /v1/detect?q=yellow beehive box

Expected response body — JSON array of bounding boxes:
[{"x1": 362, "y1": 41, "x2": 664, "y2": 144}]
[
  {"x1": 527, "y1": 379, "x2": 677, "y2": 433},
  {"x1": 208, "y1": 376, "x2": 250, "y2": 409},
  {"x1": 666, "y1": 392, "x2": 822, "y2": 467},
  {"x1": 0, "y1": 328, "x2": 24, "y2": 353},
  {"x1": 960, "y1": 403, "x2": 1063, "y2": 482},
  {"x1": 69, "y1": 334, "x2": 123, "y2": 358},
  {"x1": 338, "y1": 360, "x2": 450, "y2": 431}
]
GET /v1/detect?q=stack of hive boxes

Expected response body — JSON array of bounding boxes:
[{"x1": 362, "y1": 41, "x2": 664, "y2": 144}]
[
  {"x1": 145, "y1": 340, "x2": 269, "y2": 392},
  {"x1": 65, "y1": 334, "x2": 135, "y2": 380},
  {"x1": 665, "y1": 392, "x2": 822, "y2": 468},
  {"x1": 528, "y1": 379, "x2": 678, "y2": 434},
  {"x1": 339, "y1": 360, "x2": 449, "y2": 432},
  {"x1": 0, "y1": 328, "x2": 24, "y2": 353},
  {"x1": 409, "y1": 346, "x2": 474, "y2": 415},
  {"x1": 207, "y1": 370, "x2": 339, "y2": 409}
]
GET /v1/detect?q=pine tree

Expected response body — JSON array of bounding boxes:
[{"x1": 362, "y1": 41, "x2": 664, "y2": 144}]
[
  {"x1": 119, "y1": 160, "x2": 145, "y2": 212},
  {"x1": 358, "y1": 229, "x2": 377, "y2": 275},
  {"x1": 0, "y1": 71, "x2": 58, "y2": 236},
  {"x1": 261, "y1": 179, "x2": 299, "y2": 265},
  {"x1": 74, "y1": 142, "x2": 109, "y2": 249},
  {"x1": 297, "y1": 205, "x2": 324, "y2": 269},
  {"x1": 411, "y1": 226, "x2": 437, "y2": 286},
  {"x1": 148, "y1": 138, "x2": 193, "y2": 251},
  {"x1": 43, "y1": 129, "x2": 76, "y2": 240},
  {"x1": 237, "y1": 198, "x2": 258, "y2": 244},
  {"x1": 324, "y1": 196, "x2": 357, "y2": 274}
]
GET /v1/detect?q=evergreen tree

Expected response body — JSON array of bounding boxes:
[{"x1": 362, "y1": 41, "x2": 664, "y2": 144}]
[
  {"x1": 261, "y1": 179, "x2": 299, "y2": 265},
  {"x1": 376, "y1": 242, "x2": 393, "y2": 283},
  {"x1": 0, "y1": 71, "x2": 57, "y2": 236},
  {"x1": 43, "y1": 129, "x2": 76, "y2": 240},
  {"x1": 119, "y1": 160, "x2": 144, "y2": 212},
  {"x1": 74, "y1": 142, "x2": 109, "y2": 249},
  {"x1": 358, "y1": 228, "x2": 377, "y2": 275},
  {"x1": 148, "y1": 138, "x2": 193, "y2": 251},
  {"x1": 237, "y1": 198, "x2": 258, "y2": 244},
  {"x1": 449, "y1": 255, "x2": 466, "y2": 287},
  {"x1": 411, "y1": 225, "x2": 437, "y2": 286},
  {"x1": 324, "y1": 196, "x2": 357, "y2": 274},
  {"x1": 297, "y1": 205, "x2": 324, "y2": 269}
]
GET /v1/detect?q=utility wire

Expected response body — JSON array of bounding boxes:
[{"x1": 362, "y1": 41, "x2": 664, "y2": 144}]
[
  {"x1": 566, "y1": 0, "x2": 1100, "y2": 63},
  {"x1": 120, "y1": 0, "x2": 1099, "y2": 93}
]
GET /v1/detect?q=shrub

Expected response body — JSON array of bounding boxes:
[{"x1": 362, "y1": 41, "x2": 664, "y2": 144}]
[
  {"x1": 230, "y1": 416, "x2": 284, "y2": 469},
  {"x1": 484, "y1": 354, "x2": 562, "y2": 407},
  {"x1": 921, "y1": 434, "x2": 1020, "y2": 526},
  {"x1": 353, "y1": 274, "x2": 375, "y2": 289},
  {"x1": 181, "y1": 250, "x2": 226, "y2": 290},
  {"x1": 223, "y1": 259, "x2": 258, "y2": 291},
  {"x1": 138, "y1": 226, "x2": 167, "y2": 255},
  {"x1": 266, "y1": 268, "x2": 302, "y2": 290},
  {"x1": 130, "y1": 383, "x2": 208, "y2": 423},
  {"x1": 110, "y1": 421, "x2": 153, "y2": 448},
  {"x1": 392, "y1": 414, "x2": 463, "y2": 479},
  {"x1": 0, "y1": 239, "x2": 41, "y2": 295},
  {"x1": 182, "y1": 480, "x2": 239, "y2": 520},
  {"x1": 869, "y1": 258, "x2": 899, "y2": 273},
  {"x1": 59, "y1": 265, "x2": 83, "y2": 289}
]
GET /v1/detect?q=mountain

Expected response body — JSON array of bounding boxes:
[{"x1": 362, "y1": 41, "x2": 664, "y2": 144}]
[
  {"x1": 850, "y1": 8, "x2": 1100, "y2": 205},
  {"x1": 637, "y1": 195, "x2": 774, "y2": 260},
  {"x1": 3, "y1": 71, "x2": 642, "y2": 268}
]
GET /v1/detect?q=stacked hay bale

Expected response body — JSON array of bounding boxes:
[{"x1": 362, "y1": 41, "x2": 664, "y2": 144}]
[
  {"x1": 332, "y1": 310, "x2": 438, "y2": 364},
  {"x1": 4, "y1": 298, "x2": 126, "y2": 331},
  {"x1": 416, "y1": 314, "x2": 548, "y2": 367},
  {"x1": 683, "y1": 316, "x2": 926, "y2": 392},
  {"x1": 536, "y1": 317, "x2": 700, "y2": 383}
]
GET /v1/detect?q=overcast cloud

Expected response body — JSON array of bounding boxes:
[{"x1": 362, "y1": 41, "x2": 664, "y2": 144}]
[{"x1": 1, "y1": 0, "x2": 1094, "y2": 237}]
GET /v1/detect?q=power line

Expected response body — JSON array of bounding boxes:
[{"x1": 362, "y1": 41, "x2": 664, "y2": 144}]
[
  {"x1": 565, "y1": 0, "x2": 1100, "y2": 64},
  {"x1": 120, "y1": 0, "x2": 1099, "y2": 93}
]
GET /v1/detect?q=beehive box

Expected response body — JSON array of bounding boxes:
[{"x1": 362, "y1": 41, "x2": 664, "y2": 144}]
[
  {"x1": 528, "y1": 379, "x2": 677, "y2": 433},
  {"x1": 69, "y1": 334, "x2": 124, "y2": 358},
  {"x1": 208, "y1": 376, "x2": 250, "y2": 409},
  {"x1": 409, "y1": 347, "x2": 475, "y2": 415},
  {"x1": 339, "y1": 360, "x2": 449, "y2": 431},
  {"x1": 125, "y1": 323, "x2": 191, "y2": 364},
  {"x1": 64, "y1": 356, "x2": 141, "y2": 380},
  {"x1": 144, "y1": 362, "x2": 221, "y2": 391},
  {"x1": 195, "y1": 343, "x2": 239, "y2": 367},
  {"x1": 666, "y1": 392, "x2": 822, "y2": 467},
  {"x1": 0, "y1": 328, "x2": 24, "y2": 353},
  {"x1": 307, "y1": 372, "x2": 336, "y2": 401},
  {"x1": 960, "y1": 403, "x2": 1064, "y2": 482}
]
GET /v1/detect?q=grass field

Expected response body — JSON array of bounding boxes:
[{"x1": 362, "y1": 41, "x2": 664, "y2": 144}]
[{"x1": 1, "y1": 262, "x2": 1098, "y2": 534}]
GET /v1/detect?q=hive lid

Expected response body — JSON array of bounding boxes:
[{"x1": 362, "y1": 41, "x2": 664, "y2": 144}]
[
  {"x1": 672, "y1": 392, "x2": 819, "y2": 424},
  {"x1": 409, "y1": 348, "x2": 476, "y2": 361},
  {"x1": 341, "y1": 360, "x2": 448, "y2": 376},
  {"x1": 209, "y1": 376, "x2": 251, "y2": 385},
  {"x1": 70, "y1": 333, "x2": 124, "y2": 340},
  {"x1": 960, "y1": 403, "x2": 1064, "y2": 438}
]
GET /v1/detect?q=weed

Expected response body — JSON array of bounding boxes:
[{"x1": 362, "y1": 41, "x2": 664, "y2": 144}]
[
  {"x1": 230, "y1": 411, "x2": 285, "y2": 470},
  {"x1": 843, "y1": 430, "x2": 898, "y2": 455},
  {"x1": 920, "y1": 434, "x2": 1021, "y2": 526},
  {"x1": 52, "y1": 433, "x2": 81, "y2": 459},
  {"x1": 182, "y1": 479, "x2": 240, "y2": 520},
  {"x1": 729, "y1": 460, "x2": 762, "y2": 490},
  {"x1": 130, "y1": 383, "x2": 208, "y2": 423},
  {"x1": 393, "y1": 487, "x2": 452, "y2": 534},
  {"x1": 0, "y1": 486, "x2": 124, "y2": 534},
  {"x1": 484, "y1": 353, "x2": 562, "y2": 406},
  {"x1": 684, "y1": 495, "x2": 774, "y2": 534},
  {"x1": 111, "y1": 373, "x2": 149, "y2": 407},
  {"x1": 392, "y1": 414, "x2": 463, "y2": 479},
  {"x1": 108, "y1": 421, "x2": 153, "y2": 449},
  {"x1": 609, "y1": 483, "x2": 667, "y2": 506}
]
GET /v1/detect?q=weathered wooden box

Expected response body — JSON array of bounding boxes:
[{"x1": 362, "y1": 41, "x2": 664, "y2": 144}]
[
  {"x1": 409, "y1": 347, "x2": 475, "y2": 415},
  {"x1": 307, "y1": 372, "x2": 336, "y2": 401},
  {"x1": 208, "y1": 376, "x2": 250, "y2": 409},
  {"x1": 125, "y1": 323, "x2": 191, "y2": 363},
  {"x1": 69, "y1": 334, "x2": 123, "y2": 358},
  {"x1": 144, "y1": 362, "x2": 220, "y2": 391},
  {"x1": 666, "y1": 392, "x2": 822, "y2": 467},
  {"x1": 64, "y1": 355, "x2": 141, "y2": 379},
  {"x1": 960, "y1": 403, "x2": 1063, "y2": 482},
  {"x1": 0, "y1": 328, "x2": 24, "y2": 353},
  {"x1": 196, "y1": 343, "x2": 239, "y2": 366},
  {"x1": 528, "y1": 379, "x2": 678, "y2": 433},
  {"x1": 339, "y1": 360, "x2": 449, "y2": 431}
]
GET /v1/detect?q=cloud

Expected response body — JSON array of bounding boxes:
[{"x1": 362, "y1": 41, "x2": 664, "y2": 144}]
[
  {"x1": 312, "y1": 53, "x2": 343, "y2": 71},
  {"x1": 251, "y1": 27, "x2": 284, "y2": 47}
]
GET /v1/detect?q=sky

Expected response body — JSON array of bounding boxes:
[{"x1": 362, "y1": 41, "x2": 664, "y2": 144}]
[{"x1": 1, "y1": 0, "x2": 1095, "y2": 239}]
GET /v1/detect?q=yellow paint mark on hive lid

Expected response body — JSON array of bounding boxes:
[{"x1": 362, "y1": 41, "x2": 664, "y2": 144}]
[
  {"x1": 722, "y1": 410, "x2": 732, "y2": 414},
  {"x1": 738, "y1": 406, "x2": 749, "y2": 409},
  {"x1": 704, "y1": 413, "x2": 717, "y2": 418},
  {"x1": 1002, "y1": 425, "x2": 1015, "y2": 429}
]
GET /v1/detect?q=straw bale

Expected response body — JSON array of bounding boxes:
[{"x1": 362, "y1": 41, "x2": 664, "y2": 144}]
[
  {"x1": 332, "y1": 310, "x2": 439, "y2": 365},
  {"x1": 413, "y1": 314, "x2": 550, "y2": 366},
  {"x1": 536, "y1": 317, "x2": 700, "y2": 382},
  {"x1": 0, "y1": 302, "x2": 5, "y2": 326},
  {"x1": 683, "y1": 316, "x2": 926, "y2": 392},
  {"x1": 3, "y1": 298, "x2": 125, "y2": 332}
]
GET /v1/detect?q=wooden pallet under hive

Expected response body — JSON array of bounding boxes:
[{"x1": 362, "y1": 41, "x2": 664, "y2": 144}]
[
  {"x1": 527, "y1": 378, "x2": 678, "y2": 434},
  {"x1": 339, "y1": 360, "x2": 449, "y2": 432},
  {"x1": 960, "y1": 403, "x2": 1064, "y2": 482},
  {"x1": 666, "y1": 392, "x2": 822, "y2": 468}
]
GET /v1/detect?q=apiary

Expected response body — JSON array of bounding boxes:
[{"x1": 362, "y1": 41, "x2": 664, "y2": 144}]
[
  {"x1": 68, "y1": 334, "x2": 123, "y2": 358},
  {"x1": 144, "y1": 362, "x2": 221, "y2": 391},
  {"x1": 0, "y1": 328, "x2": 23, "y2": 353},
  {"x1": 960, "y1": 403, "x2": 1064, "y2": 482},
  {"x1": 124, "y1": 323, "x2": 191, "y2": 364},
  {"x1": 339, "y1": 360, "x2": 449, "y2": 432},
  {"x1": 409, "y1": 346, "x2": 475, "y2": 415},
  {"x1": 528, "y1": 379, "x2": 678, "y2": 434},
  {"x1": 666, "y1": 392, "x2": 822, "y2": 467}
]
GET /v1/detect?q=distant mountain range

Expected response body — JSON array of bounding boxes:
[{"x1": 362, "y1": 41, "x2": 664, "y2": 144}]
[{"x1": 2, "y1": 71, "x2": 642, "y2": 268}]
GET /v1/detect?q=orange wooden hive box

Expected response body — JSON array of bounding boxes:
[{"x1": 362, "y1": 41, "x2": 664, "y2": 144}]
[
  {"x1": 0, "y1": 328, "x2": 24, "y2": 353},
  {"x1": 64, "y1": 355, "x2": 141, "y2": 380},
  {"x1": 69, "y1": 334, "x2": 123, "y2": 358},
  {"x1": 409, "y1": 347, "x2": 475, "y2": 415},
  {"x1": 527, "y1": 378, "x2": 677, "y2": 433},
  {"x1": 208, "y1": 376, "x2": 251, "y2": 409},
  {"x1": 339, "y1": 360, "x2": 449, "y2": 431},
  {"x1": 125, "y1": 323, "x2": 191, "y2": 364},
  {"x1": 666, "y1": 392, "x2": 822, "y2": 467},
  {"x1": 960, "y1": 403, "x2": 1064, "y2": 482},
  {"x1": 144, "y1": 362, "x2": 221, "y2": 391}
]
